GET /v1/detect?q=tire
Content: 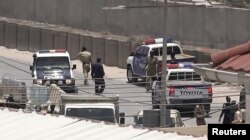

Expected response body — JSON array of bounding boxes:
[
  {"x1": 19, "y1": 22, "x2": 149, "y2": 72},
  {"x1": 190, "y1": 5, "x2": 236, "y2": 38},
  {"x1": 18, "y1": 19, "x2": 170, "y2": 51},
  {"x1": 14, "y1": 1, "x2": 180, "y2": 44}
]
[
  {"x1": 204, "y1": 104, "x2": 211, "y2": 115},
  {"x1": 127, "y1": 66, "x2": 138, "y2": 83},
  {"x1": 65, "y1": 87, "x2": 78, "y2": 94}
]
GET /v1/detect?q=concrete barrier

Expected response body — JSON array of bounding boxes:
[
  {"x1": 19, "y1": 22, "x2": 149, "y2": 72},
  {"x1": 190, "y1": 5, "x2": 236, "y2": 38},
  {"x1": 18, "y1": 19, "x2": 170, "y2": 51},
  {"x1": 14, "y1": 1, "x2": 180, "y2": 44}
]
[
  {"x1": 54, "y1": 31, "x2": 67, "y2": 50},
  {"x1": 67, "y1": 33, "x2": 80, "y2": 60},
  {"x1": 80, "y1": 35, "x2": 93, "y2": 55},
  {"x1": 104, "y1": 39, "x2": 118, "y2": 66},
  {"x1": 4, "y1": 22, "x2": 17, "y2": 49},
  {"x1": 41, "y1": 29, "x2": 54, "y2": 50},
  {"x1": 118, "y1": 41, "x2": 132, "y2": 68},
  {"x1": 92, "y1": 37, "x2": 105, "y2": 63},
  {"x1": 0, "y1": 21, "x2": 4, "y2": 46},
  {"x1": 29, "y1": 27, "x2": 41, "y2": 52},
  {"x1": 17, "y1": 25, "x2": 29, "y2": 51}
]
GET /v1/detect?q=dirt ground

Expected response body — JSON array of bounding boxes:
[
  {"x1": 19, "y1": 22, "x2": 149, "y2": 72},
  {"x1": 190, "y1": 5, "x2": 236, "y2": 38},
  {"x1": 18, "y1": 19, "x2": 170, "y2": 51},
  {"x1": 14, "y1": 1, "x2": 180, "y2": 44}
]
[{"x1": 0, "y1": 46, "x2": 126, "y2": 79}]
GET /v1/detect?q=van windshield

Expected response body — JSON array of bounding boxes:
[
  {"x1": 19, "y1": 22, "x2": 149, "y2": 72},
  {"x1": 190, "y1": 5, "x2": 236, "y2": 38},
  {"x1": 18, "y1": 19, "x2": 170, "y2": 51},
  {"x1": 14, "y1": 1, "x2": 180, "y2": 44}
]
[
  {"x1": 66, "y1": 108, "x2": 115, "y2": 123},
  {"x1": 35, "y1": 57, "x2": 70, "y2": 70},
  {"x1": 152, "y1": 46, "x2": 181, "y2": 56}
]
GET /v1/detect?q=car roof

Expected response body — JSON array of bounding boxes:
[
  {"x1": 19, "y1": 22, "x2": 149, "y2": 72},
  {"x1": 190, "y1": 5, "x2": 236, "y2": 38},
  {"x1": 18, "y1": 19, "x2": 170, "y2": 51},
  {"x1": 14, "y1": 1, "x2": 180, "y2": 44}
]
[
  {"x1": 65, "y1": 103, "x2": 115, "y2": 109},
  {"x1": 36, "y1": 51, "x2": 70, "y2": 57},
  {"x1": 142, "y1": 43, "x2": 180, "y2": 48}
]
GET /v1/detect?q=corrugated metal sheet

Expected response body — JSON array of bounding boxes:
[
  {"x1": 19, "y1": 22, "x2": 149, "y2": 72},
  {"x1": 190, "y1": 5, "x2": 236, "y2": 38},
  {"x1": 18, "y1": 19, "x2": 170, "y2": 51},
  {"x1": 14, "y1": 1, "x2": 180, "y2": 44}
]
[
  {"x1": 216, "y1": 54, "x2": 250, "y2": 72},
  {"x1": 0, "y1": 109, "x2": 206, "y2": 140},
  {"x1": 211, "y1": 41, "x2": 250, "y2": 73}
]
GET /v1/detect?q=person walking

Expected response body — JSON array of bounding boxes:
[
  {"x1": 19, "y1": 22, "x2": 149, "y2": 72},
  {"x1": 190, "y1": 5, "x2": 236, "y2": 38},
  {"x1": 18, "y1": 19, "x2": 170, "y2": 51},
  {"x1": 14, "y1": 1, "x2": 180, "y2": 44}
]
[
  {"x1": 194, "y1": 104, "x2": 207, "y2": 126},
  {"x1": 78, "y1": 46, "x2": 92, "y2": 85},
  {"x1": 232, "y1": 104, "x2": 243, "y2": 124},
  {"x1": 91, "y1": 58, "x2": 105, "y2": 94},
  {"x1": 145, "y1": 50, "x2": 158, "y2": 91},
  {"x1": 240, "y1": 108, "x2": 246, "y2": 123},
  {"x1": 239, "y1": 85, "x2": 246, "y2": 109},
  {"x1": 219, "y1": 96, "x2": 232, "y2": 124},
  {"x1": 230, "y1": 100, "x2": 237, "y2": 123}
]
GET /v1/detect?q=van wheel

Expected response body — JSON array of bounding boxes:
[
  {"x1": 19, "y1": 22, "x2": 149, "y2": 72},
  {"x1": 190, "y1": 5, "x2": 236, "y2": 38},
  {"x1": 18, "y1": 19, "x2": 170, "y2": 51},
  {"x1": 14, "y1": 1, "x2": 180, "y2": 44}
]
[{"x1": 127, "y1": 66, "x2": 138, "y2": 83}]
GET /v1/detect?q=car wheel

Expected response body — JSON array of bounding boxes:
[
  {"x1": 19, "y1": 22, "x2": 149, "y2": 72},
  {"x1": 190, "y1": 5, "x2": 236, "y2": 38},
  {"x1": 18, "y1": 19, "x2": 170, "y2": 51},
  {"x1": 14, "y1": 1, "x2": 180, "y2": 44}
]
[{"x1": 127, "y1": 66, "x2": 138, "y2": 83}]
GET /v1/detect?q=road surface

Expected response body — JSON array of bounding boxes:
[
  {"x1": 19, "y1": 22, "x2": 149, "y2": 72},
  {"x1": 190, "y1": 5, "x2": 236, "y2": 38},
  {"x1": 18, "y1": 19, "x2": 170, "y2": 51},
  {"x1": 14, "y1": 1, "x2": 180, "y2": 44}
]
[{"x1": 0, "y1": 47, "x2": 242, "y2": 126}]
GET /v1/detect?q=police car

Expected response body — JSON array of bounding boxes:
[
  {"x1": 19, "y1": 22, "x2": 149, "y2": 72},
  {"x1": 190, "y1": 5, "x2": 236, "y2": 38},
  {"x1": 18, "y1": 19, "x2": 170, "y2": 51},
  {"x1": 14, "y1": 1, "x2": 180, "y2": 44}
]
[
  {"x1": 30, "y1": 49, "x2": 78, "y2": 93},
  {"x1": 126, "y1": 38, "x2": 196, "y2": 83}
]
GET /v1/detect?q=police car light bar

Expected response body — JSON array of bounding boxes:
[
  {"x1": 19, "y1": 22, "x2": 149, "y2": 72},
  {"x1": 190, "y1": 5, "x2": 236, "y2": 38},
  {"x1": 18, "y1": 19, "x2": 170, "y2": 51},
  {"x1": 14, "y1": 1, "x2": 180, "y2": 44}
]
[
  {"x1": 39, "y1": 49, "x2": 66, "y2": 54},
  {"x1": 143, "y1": 37, "x2": 173, "y2": 45},
  {"x1": 167, "y1": 64, "x2": 185, "y2": 69}
]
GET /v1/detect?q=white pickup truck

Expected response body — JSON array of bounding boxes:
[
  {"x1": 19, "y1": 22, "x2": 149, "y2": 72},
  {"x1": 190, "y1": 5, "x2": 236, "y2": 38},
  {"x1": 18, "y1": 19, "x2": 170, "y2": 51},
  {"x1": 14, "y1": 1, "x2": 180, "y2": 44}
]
[
  {"x1": 152, "y1": 68, "x2": 213, "y2": 113},
  {"x1": 60, "y1": 94, "x2": 125, "y2": 124},
  {"x1": 126, "y1": 38, "x2": 196, "y2": 83},
  {"x1": 134, "y1": 109, "x2": 184, "y2": 128}
]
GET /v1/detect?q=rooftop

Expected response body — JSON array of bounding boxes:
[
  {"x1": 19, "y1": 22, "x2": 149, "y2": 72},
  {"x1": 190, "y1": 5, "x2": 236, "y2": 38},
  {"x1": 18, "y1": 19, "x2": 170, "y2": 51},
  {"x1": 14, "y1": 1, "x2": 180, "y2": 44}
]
[
  {"x1": 0, "y1": 108, "x2": 206, "y2": 140},
  {"x1": 211, "y1": 41, "x2": 250, "y2": 73}
]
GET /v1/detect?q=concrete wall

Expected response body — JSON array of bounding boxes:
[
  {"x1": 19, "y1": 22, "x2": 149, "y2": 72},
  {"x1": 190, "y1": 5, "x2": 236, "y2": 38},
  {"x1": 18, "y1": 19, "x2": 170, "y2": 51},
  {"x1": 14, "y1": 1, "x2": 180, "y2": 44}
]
[
  {"x1": 0, "y1": 18, "x2": 132, "y2": 68},
  {"x1": 4, "y1": 22, "x2": 17, "y2": 49},
  {"x1": 67, "y1": 33, "x2": 80, "y2": 60},
  {"x1": 0, "y1": 21, "x2": 4, "y2": 46},
  {"x1": 0, "y1": 17, "x2": 217, "y2": 69},
  {"x1": 29, "y1": 27, "x2": 41, "y2": 52},
  {"x1": 0, "y1": 0, "x2": 249, "y2": 49},
  {"x1": 105, "y1": 39, "x2": 118, "y2": 66},
  {"x1": 17, "y1": 25, "x2": 29, "y2": 51}
]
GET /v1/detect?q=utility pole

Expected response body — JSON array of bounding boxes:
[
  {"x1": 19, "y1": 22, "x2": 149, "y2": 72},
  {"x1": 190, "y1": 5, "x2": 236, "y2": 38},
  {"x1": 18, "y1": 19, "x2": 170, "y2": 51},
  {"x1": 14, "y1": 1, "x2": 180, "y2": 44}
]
[{"x1": 160, "y1": 0, "x2": 168, "y2": 127}]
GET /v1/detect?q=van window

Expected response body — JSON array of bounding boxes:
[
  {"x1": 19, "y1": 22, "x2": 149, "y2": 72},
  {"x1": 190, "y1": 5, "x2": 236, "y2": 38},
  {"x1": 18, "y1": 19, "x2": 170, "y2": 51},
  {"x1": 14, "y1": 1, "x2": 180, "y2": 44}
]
[
  {"x1": 159, "y1": 46, "x2": 181, "y2": 55},
  {"x1": 152, "y1": 48, "x2": 160, "y2": 56},
  {"x1": 135, "y1": 46, "x2": 144, "y2": 56},
  {"x1": 169, "y1": 72, "x2": 178, "y2": 80},
  {"x1": 142, "y1": 47, "x2": 149, "y2": 56},
  {"x1": 168, "y1": 72, "x2": 201, "y2": 81},
  {"x1": 36, "y1": 57, "x2": 70, "y2": 70},
  {"x1": 66, "y1": 108, "x2": 115, "y2": 123}
]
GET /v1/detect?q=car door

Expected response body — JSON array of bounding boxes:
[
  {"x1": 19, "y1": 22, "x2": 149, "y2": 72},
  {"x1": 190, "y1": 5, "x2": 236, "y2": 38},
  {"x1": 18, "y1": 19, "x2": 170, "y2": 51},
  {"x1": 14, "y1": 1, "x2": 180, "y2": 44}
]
[
  {"x1": 133, "y1": 46, "x2": 149, "y2": 76},
  {"x1": 140, "y1": 47, "x2": 149, "y2": 76}
]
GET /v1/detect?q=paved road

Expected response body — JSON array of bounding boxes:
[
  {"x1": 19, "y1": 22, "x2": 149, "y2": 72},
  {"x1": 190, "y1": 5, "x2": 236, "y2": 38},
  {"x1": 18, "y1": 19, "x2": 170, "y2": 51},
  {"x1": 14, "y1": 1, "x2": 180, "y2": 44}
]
[{"x1": 0, "y1": 55, "x2": 241, "y2": 126}]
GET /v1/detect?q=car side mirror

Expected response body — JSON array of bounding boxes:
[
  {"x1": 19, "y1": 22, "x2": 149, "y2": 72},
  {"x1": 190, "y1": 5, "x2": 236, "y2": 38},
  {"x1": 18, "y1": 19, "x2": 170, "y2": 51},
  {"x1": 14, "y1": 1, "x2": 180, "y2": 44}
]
[
  {"x1": 30, "y1": 65, "x2": 33, "y2": 71},
  {"x1": 72, "y1": 64, "x2": 76, "y2": 70},
  {"x1": 119, "y1": 112, "x2": 125, "y2": 124}
]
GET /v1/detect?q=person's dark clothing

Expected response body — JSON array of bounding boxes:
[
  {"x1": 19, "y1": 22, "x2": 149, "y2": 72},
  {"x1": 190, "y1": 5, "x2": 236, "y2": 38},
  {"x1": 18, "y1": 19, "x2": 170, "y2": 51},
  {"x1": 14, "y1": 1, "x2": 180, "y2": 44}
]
[
  {"x1": 230, "y1": 101, "x2": 237, "y2": 123},
  {"x1": 91, "y1": 62, "x2": 105, "y2": 94},
  {"x1": 170, "y1": 53, "x2": 178, "y2": 64},
  {"x1": 219, "y1": 102, "x2": 232, "y2": 124},
  {"x1": 94, "y1": 79, "x2": 105, "y2": 94},
  {"x1": 240, "y1": 87, "x2": 246, "y2": 109},
  {"x1": 194, "y1": 105, "x2": 206, "y2": 126},
  {"x1": 170, "y1": 59, "x2": 178, "y2": 64}
]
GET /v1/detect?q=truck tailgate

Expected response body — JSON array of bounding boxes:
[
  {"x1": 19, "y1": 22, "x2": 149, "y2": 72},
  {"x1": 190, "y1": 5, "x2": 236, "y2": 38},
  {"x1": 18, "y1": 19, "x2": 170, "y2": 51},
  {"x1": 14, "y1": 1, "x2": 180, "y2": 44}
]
[{"x1": 168, "y1": 81, "x2": 212, "y2": 99}]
